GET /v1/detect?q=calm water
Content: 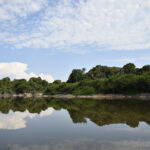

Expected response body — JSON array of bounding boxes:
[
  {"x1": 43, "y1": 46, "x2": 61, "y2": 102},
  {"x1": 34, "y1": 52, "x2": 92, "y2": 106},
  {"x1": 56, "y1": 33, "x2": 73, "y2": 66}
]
[{"x1": 0, "y1": 98, "x2": 150, "y2": 150}]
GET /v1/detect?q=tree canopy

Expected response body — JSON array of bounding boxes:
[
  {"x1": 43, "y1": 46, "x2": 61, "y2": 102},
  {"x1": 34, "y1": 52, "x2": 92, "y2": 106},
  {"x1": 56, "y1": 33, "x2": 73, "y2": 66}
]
[
  {"x1": 0, "y1": 63, "x2": 150, "y2": 95},
  {"x1": 122, "y1": 63, "x2": 136, "y2": 74},
  {"x1": 67, "y1": 68, "x2": 86, "y2": 83}
]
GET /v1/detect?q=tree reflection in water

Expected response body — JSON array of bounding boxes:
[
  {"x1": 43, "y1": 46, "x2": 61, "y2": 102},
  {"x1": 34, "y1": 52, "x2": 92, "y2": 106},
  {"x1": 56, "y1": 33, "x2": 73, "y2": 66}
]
[{"x1": 0, "y1": 98, "x2": 150, "y2": 128}]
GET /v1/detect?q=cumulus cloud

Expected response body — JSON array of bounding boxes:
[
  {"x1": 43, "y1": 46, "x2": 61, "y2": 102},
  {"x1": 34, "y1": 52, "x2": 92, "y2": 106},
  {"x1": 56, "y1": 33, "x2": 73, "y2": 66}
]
[
  {"x1": 0, "y1": 108, "x2": 54, "y2": 130},
  {"x1": 0, "y1": 62, "x2": 54, "y2": 82},
  {"x1": 0, "y1": 0, "x2": 150, "y2": 52}
]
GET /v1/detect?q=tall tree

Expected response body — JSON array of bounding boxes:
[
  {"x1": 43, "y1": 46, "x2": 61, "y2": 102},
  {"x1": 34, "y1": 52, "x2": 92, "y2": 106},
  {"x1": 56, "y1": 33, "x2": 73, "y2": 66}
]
[
  {"x1": 122, "y1": 63, "x2": 136, "y2": 74},
  {"x1": 67, "y1": 68, "x2": 86, "y2": 83}
]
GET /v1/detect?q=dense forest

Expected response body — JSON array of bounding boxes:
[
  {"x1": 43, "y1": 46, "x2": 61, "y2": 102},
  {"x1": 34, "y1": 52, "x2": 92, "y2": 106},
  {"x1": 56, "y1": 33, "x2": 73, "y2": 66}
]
[
  {"x1": 0, "y1": 98, "x2": 150, "y2": 128},
  {"x1": 0, "y1": 63, "x2": 150, "y2": 95}
]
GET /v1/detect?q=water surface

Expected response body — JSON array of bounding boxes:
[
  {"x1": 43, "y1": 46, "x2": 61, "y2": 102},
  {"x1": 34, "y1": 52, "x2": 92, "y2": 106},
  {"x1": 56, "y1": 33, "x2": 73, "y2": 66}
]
[{"x1": 0, "y1": 98, "x2": 150, "y2": 150}]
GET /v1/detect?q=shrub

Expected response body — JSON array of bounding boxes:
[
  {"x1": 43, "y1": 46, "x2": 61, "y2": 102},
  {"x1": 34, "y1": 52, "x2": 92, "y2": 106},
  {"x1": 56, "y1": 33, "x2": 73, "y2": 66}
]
[{"x1": 73, "y1": 86, "x2": 96, "y2": 95}]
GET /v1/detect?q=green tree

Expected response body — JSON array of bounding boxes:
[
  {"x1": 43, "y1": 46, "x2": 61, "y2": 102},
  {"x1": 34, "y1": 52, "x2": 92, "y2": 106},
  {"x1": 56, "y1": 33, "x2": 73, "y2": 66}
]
[
  {"x1": 67, "y1": 68, "x2": 86, "y2": 83},
  {"x1": 0, "y1": 77, "x2": 12, "y2": 93},
  {"x1": 28, "y1": 77, "x2": 48, "y2": 93},
  {"x1": 142, "y1": 65, "x2": 150, "y2": 73},
  {"x1": 87, "y1": 65, "x2": 121, "y2": 79},
  {"x1": 53, "y1": 80, "x2": 62, "y2": 84},
  {"x1": 122, "y1": 63, "x2": 136, "y2": 74},
  {"x1": 15, "y1": 83, "x2": 29, "y2": 94},
  {"x1": 13, "y1": 79, "x2": 29, "y2": 94}
]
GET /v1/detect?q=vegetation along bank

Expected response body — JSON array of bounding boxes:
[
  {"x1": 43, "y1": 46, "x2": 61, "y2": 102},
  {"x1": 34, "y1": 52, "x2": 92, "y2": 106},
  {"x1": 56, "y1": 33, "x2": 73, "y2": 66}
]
[{"x1": 0, "y1": 63, "x2": 150, "y2": 98}]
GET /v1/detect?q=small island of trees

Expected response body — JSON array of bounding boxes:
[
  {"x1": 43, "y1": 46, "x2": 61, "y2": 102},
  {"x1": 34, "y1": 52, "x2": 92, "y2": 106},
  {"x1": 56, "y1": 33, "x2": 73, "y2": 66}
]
[{"x1": 0, "y1": 63, "x2": 150, "y2": 95}]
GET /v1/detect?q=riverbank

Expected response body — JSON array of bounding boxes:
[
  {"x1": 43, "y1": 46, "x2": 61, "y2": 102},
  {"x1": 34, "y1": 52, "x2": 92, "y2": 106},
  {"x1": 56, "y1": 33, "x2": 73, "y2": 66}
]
[
  {"x1": 1, "y1": 93, "x2": 150, "y2": 100},
  {"x1": 48, "y1": 94, "x2": 150, "y2": 100}
]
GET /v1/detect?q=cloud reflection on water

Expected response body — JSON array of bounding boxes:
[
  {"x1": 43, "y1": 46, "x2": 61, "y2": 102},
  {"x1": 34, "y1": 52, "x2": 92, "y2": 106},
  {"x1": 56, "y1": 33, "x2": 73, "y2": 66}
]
[
  {"x1": 0, "y1": 108, "x2": 54, "y2": 130},
  {"x1": 7, "y1": 140, "x2": 150, "y2": 150}
]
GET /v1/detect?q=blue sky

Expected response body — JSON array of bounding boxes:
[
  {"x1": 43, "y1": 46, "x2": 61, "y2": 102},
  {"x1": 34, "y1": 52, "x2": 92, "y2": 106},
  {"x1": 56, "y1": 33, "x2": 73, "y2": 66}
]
[{"x1": 0, "y1": 0, "x2": 150, "y2": 82}]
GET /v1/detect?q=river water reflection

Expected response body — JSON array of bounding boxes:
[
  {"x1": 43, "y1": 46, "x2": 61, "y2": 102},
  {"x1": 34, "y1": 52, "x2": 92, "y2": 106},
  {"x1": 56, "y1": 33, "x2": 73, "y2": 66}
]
[{"x1": 0, "y1": 98, "x2": 150, "y2": 150}]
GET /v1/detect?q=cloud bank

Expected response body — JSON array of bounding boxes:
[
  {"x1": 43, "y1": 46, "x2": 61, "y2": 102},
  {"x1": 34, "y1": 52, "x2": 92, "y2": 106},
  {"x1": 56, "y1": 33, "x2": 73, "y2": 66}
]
[
  {"x1": 0, "y1": 62, "x2": 54, "y2": 82},
  {"x1": 0, "y1": 0, "x2": 150, "y2": 52}
]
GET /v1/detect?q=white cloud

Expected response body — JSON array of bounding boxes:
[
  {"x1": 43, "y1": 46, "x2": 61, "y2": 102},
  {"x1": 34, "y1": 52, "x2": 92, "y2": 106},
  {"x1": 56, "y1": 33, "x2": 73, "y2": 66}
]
[
  {"x1": 0, "y1": 62, "x2": 54, "y2": 82},
  {"x1": 0, "y1": 0, "x2": 47, "y2": 20},
  {"x1": 0, "y1": 0, "x2": 150, "y2": 52},
  {"x1": 0, "y1": 108, "x2": 54, "y2": 130}
]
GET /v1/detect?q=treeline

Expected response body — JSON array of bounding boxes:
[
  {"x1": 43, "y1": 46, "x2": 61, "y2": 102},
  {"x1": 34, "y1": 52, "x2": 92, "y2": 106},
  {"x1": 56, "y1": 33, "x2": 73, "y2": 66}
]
[
  {"x1": 45, "y1": 63, "x2": 150, "y2": 95},
  {"x1": 67, "y1": 63, "x2": 150, "y2": 83},
  {"x1": 0, "y1": 77, "x2": 49, "y2": 94},
  {"x1": 0, "y1": 63, "x2": 150, "y2": 95}
]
